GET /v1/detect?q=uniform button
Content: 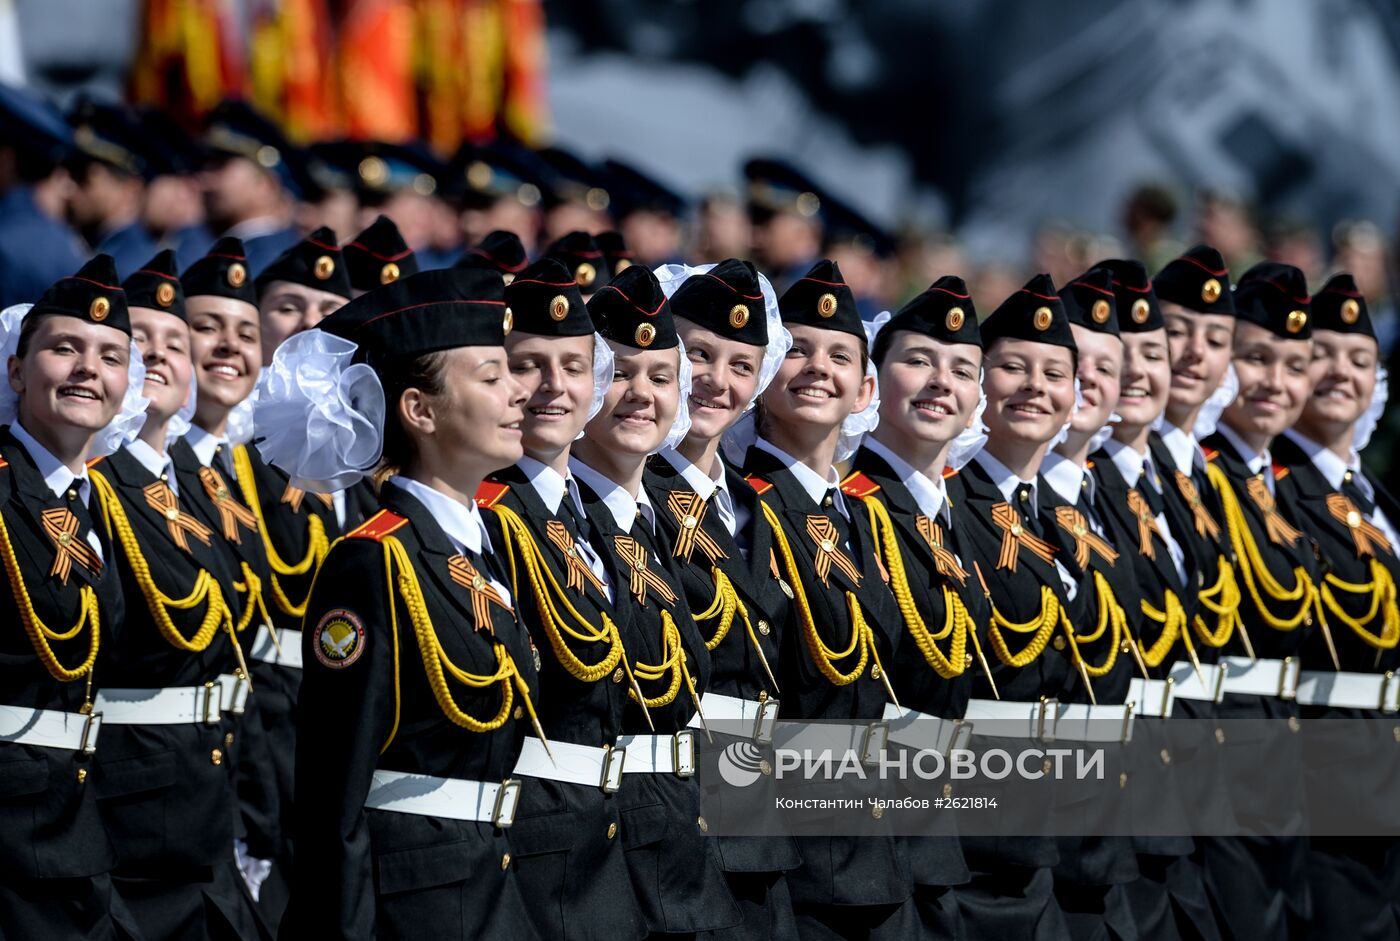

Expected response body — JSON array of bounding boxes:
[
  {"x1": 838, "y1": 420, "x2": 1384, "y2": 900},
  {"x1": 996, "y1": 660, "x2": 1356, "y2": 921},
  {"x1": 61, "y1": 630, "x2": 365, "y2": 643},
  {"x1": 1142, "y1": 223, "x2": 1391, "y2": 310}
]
[
  {"x1": 607, "y1": 822, "x2": 618, "y2": 839},
  {"x1": 697, "y1": 816, "x2": 709, "y2": 833},
  {"x1": 1052, "y1": 636, "x2": 1066, "y2": 651},
  {"x1": 964, "y1": 653, "x2": 973, "y2": 668},
  {"x1": 1120, "y1": 640, "x2": 1131, "y2": 653},
  {"x1": 1119, "y1": 771, "x2": 1129, "y2": 789},
  {"x1": 871, "y1": 805, "x2": 884, "y2": 820},
  {"x1": 612, "y1": 668, "x2": 624, "y2": 684},
  {"x1": 1159, "y1": 748, "x2": 1172, "y2": 765},
  {"x1": 757, "y1": 620, "x2": 771, "y2": 636},
  {"x1": 501, "y1": 853, "x2": 511, "y2": 870},
  {"x1": 1041, "y1": 758, "x2": 1052, "y2": 774},
  {"x1": 513, "y1": 706, "x2": 524, "y2": 721},
  {"x1": 870, "y1": 664, "x2": 882, "y2": 680},
  {"x1": 1393, "y1": 726, "x2": 1400, "y2": 743},
  {"x1": 211, "y1": 748, "x2": 223, "y2": 765},
  {"x1": 76, "y1": 767, "x2": 88, "y2": 783},
  {"x1": 1287, "y1": 716, "x2": 1301, "y2": 733},
  {"x1": 1215, "y1": 727, "x2": 1226, "y2": 744},
  {"x1": 224, "y1": 732, "x2": 235, "y2": 748},
  {"x1": 942, "y1": 783, "x2": 952, "y2": 799},
  {"x1": 760, "y1": 759, "x2": 772, "y2": 776}
]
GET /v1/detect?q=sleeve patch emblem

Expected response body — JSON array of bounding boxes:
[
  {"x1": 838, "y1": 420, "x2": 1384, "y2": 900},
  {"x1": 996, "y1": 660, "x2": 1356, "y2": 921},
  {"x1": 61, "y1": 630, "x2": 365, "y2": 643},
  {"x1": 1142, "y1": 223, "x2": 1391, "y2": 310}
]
[{"x1": 313, "y1": 608, "x2": 367, "y2": 669}]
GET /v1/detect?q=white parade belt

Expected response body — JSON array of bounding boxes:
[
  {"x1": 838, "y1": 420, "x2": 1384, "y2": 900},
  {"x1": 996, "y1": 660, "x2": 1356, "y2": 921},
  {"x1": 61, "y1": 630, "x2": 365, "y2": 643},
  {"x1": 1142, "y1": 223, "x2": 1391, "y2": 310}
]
[
  {"x1": 1219, "y1": 655, "x2": 1301, "y2": 699},
  {"x1": 882, "y1": 704, "x2": 972, "y2": 754},
  {"x1": 1295, "y1": 669, "x2": 1400, "y2": 712},
  {"x1": 95, "y1": 678, "x2": 235, "y2": 726},
  {"x1": 0, "y1": 704, "x2": 101, "y2": 753},
  {"x1": 1128, "y1": 677, "x2": 1176, "y2": 719},
  {"x1": 365, "y1": 768, "x2": 521, "y2": 827},
  {"x1": 688, "y1": 692, "x2": 779, "y2": 743},
  {"x1": 250, "y1": 625, "x2": 303, "y2": 670},
  {"x1": 1167, "y1": 661, "x2": 1227, "y2": 702},
  {"x1": 615, "y1": 731, "x2": 697, "y2": 777},
  {"x1": 511, "y1": 737, "x2": 625, "y2": 792},
  {"x1": 963, "y1": 698, "x2": 1135, "y2": 743}
]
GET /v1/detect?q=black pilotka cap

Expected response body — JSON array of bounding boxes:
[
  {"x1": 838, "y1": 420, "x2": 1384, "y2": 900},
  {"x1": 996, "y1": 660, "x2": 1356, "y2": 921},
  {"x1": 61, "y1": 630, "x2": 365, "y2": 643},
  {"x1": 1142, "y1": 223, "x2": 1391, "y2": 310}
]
[
  {"x1": 505, "y1": 259, "x2": 592, "y2": 337},
  {"x1": 1059, "y1": 267, "x2": 1119, "y2": 337},
  {"x1": 456, "y1": 230, "x2": 528, "y2": 283},
  {"x1": 1233, "y1": 262, "x2": 1311, "y2": 339},
  {"x1": 344, "y1": 216, "x2": 419, "y2": 293},
  {"x1": 876, "y1": 276, "x2": 981, "y2": 361},
  {"x1": 595, "y1": 230, "x2": 634, "y2": 280},
  {"x1": 980, "y1": 274, "x2": 1078, "y2": 353},
  {"x1": 587, "y1": 265, "x2": 678, "y2": 351},
  {"x1": 669, "y1": 258, "x2": 769, "y2": 347},
  {"x1": 182, "y1": 237, "x2": 258, "y2": 306},
  {"x1": 778, "y1": 260, "x2": 864, "y2": 342},
  {"x1": 255, "y1": 226, "x2": 352, "y2": 300},
  {"x1": 32, "y1": 255, "x2": 131, "y2": 336},
  {"x1": 542, "y1": 231, "x2": 606, "y2": 293},
  {"x1": 319, "y1": 267, "x2": 509, "y2": 369},
  {"x1": 1096, "y1": 259, "x2": 1163, "y2": 333},
  {"x1": 123, "y1": 250, "x2": 185, "y2": 320},
  {"x1": 1153, "y1": 244, "x2": 1235, "y2": 316},
  {"x1": 1310, "y1": 273, "x2": 1375, "y2": 339}
]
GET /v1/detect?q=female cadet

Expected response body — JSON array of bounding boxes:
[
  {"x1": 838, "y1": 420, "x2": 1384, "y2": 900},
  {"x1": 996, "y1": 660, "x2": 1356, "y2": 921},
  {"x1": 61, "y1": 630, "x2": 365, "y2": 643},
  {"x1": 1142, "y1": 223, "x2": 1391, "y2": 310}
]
[
  {"x1": 644, "y1": 258, "x2": 801, "y2": 940},
  {"x1": 476, "y1": 257, "x2": 648, "y2": 941},
  {"x1": 738, "y1": 260, "x2": 914, "y2": 940},
  {"x1": 1270, "y1": 275, "x2": 1400, "y2": 941},
  {"x1": 944, "y1": 275, "x2": 1097, "y2": 941},
  {"x1": 89, "y1": 250, "x2": 263, "y2": 940},
  {"x1": 343, "y1": 215, "x2": 420, "y2": 300},
  {"x1": 1199, "y1": 261, "x2": 1320, "y2": 941},
  {"x1": 846, "y1": 276, "x2": 990, "y2": 939},
  {"x1": 571, "y1": 264, "x2": 739, "y2": 939},
  {"x1": 172, "y1": 238, "x2": 281, "y2": 896},
  {"x1": 0, "y1": 256, "x2": 138, "y2": 938},
  {"x1": 269, "y1": 266, "x2": 544, "y2": 940},
  {"x1": 1089, "y1": 260, "x2": 1224, "y2": 941}
]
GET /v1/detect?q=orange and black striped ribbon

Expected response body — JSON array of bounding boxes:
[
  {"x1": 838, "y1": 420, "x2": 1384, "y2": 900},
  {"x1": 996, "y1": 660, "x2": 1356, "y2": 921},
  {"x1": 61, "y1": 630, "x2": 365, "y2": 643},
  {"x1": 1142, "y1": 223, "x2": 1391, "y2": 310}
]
[
  {"x1": 805, "y1": 516, "x2": 862, "y2": 587},
  {"x1": 990, "y1": 502, "x2": 1057, "y2": 572},
  {"x1": 1125, "y1": 490, "x2": 1163, "y2": 560},
  {"x1": 1326, "y1": 493, "x2": 1392, "y2": 558},
  {"x1": 143, "y1": 481, "x2": 213, "y2": 552},
  {"x1": 1174, "y1": 471, "x2": 1221, "y2": 540},
  {"x1": 667, "y1": 492, "x2": 727, "y2": 565},
  {"x1": 545, "y1": 520, "x2": 607, "y2": 595},
  {"x1": 1054, "y1": 506, "x2": 1119, "y2": 568},
  {"x1": 198, "y1": 467, "x2": 258, "y2": 543},
  {"x1": 915, "y1": 515, "x2": 968, "y2": 585},
  {"x1": 280, "y1": 482, "x2": 334, "y2": 514},
  {"x1": 42, "y1": 507, "x2": 102, "y2": 584},
  {"x1": 1245, "y1": 476, "x2": 1302, "y2": 547},
  {"x1": 613, "y1": 535, "x2": 678, "y2": 607},
  {"x1": 448, "y1": 554, "x2": 512, "y2": 632}
]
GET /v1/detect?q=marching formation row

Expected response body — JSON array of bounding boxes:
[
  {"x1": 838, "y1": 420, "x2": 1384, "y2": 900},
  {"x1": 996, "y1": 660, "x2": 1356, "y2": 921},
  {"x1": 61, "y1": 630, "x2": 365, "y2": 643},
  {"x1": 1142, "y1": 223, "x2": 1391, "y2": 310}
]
[{"x1": 0, "y1": 212, "x2": 1395, "y2": 941}]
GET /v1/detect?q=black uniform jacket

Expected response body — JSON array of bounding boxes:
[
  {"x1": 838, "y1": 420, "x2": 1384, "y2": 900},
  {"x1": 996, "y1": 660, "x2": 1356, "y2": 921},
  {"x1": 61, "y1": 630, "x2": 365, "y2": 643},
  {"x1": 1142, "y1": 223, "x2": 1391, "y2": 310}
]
[
  {"x1": 0, "y1": 428, "x2": 122, "y2": 880},
  {"x1": 572, "y1": 468, "x2": 739, "y2": 935},
  {"x1": 90, "y1": 445, "x2": 246, "y2": 874},
  {"x1": 479, "y1": 465, "x2": 646, "y2": 941},
  {"x1": 284, "y1": 480, "x2": 540, "y2": 941}
]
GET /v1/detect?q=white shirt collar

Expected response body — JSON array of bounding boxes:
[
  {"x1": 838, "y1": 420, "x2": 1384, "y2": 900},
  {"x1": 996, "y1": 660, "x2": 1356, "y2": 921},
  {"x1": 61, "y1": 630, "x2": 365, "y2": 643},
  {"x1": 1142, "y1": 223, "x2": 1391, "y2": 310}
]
[
  {"x1": 125, "y1": 439, "x2": 174, "y2": 484},
  {"x1": 863, "y1": 437, "x2": 948, "y2": 522},
  {"x1": 1217, "y1": 423, "x2": 1271, "y2": 475},
  {"x1": 516, "y1": 456, "x2": 573, "y2": 515},
  {"x1": 1040, "y1": 451, "x2": 1091, "y2": 507},
  {"x1": 1157, "y1": 421, "x2": 1202, "y2": 475},
  {"x1": 10, "y1": 421, "x2": 88, "y2": 501},
  {"x1": 387, "y1": 475, "x2": 488, "y2": 556},
  {"x1": 755, "y1": 436, "x2": 842, "y2": 509},
  {"x1": 1101, "y1": 438, "x2": 1146, "y2": 488},
  {"x1": 660, "y1": 447, "x2": 721, "y2": 502},
  {"x1": 569, "y1": 458, "x2": 655, "y2": 534},
  {"x1": 973, "y1": 448, "x2": 1037, "y2": 506},
  {"x1": 1280, "y1": 430, "x2": 1356, "y2": 492},
  {"x1": 183, "y1": 425, "x2": 231, "y2": 472}
]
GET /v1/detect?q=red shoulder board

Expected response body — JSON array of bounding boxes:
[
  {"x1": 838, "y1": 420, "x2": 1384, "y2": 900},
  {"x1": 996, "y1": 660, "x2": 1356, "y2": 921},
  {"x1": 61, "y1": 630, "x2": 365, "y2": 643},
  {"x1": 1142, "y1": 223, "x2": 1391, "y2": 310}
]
[
  {"x1": 942, "y1": 466, "x2": 958, "y2": 480},
  {"x1": 1272, "y1": 463, "x2": 1290, "y2": 481},
  {"x1": 474, "y1": 480, "x2": 510, "y2": 509},
  {"x1": 347, "y1": 509, "x2": 408, "y2": 542},
  {"x1": 745, "y1": 474, "x2": 773, "y2": 496},
  {"x1": 1202, "y1": 447, "x2": 1220, "y2": 462},
  {"x1": 839, "y1": 470, "x2": 881, "y2": 500}
]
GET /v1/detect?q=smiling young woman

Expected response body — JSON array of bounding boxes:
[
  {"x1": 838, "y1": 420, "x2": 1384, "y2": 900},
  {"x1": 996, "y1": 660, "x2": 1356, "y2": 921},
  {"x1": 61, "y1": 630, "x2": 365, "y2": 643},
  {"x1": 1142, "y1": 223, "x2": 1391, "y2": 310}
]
[{"x1": 0, "y1": 255, "x2": 137, "y2": 939}]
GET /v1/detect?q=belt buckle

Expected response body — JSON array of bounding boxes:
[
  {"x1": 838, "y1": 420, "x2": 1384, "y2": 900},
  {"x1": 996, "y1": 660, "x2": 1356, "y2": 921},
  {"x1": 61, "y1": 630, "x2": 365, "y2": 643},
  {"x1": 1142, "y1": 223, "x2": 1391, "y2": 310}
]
[
  {"x1": 601, "y1": 745, "x2": 626, "y2": 793},
  {"x1": 753, "y1": 697, "x2": 779, "y2": 745},
  {"x1": 1120, "y1": 701, "x2": 1135, "y2": 744},
  {"x1": 202, "y1": 682, "x2": 223, "y2": 725},
  {"x1": 1160, "y1": 676, "x2": 1176, "y2": 718},
  {"x1": 1211, "y1": 663, "x2": 1227, "y2": 703},
  {"x1": 492, "y1": 778, "x2": 521, "y2": 828},
  {"x1": 1381, "y1": 671, "x2": 1399, "y2": 713},
  {"x1": 672, "y1": 730, "x2": 697, "y2": 779},
  {"x1": 1037, "y1": 697, "x2": 1060, "y2": 743},
  {"x1": 948, "y1": 718, "x2": 973, "y2": 758},
  {"x1": 80, "y1": 712, "x2": 102, "y2": 755},
  {"x1": 861, "y1": 721, "x2": 889, "y2": 766},
  {"x1": 1278, "y1": 657, "x2": 1300, "y2": 701}
]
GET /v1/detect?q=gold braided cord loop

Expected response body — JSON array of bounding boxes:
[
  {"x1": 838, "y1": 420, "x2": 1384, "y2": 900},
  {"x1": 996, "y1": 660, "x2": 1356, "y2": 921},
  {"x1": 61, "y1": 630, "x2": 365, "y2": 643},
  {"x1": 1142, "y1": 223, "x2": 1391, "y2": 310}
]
[
  {"x1": 92, "y1": 470, "x2": 228, "y2": 652},
  {"x1": 1208, "y1": 462, "x2": 1316, "y2": 631},
  {"x1": 232, "y1": 563, "x2": 276, "y2": 635},
  {"x1": 493, "y1": 505, "x2": 625, "y2": 682},
  {"x1": 1137, "y1": 590, "x2": 1187, "y2": 667},
  {"x1": 1062, "y1": 571, "x2": 1124, "y2": 678},
  {"x1": 386, "y1": 535, "x2": 541, "y2": 733},
  {"x1": 689, "y1": 563, "x2": 739, "y2": 651},
  {"x1": 627, "y1": 609, "x2": 686, "y2": 708},
  {"x1": 761, "y1": 501, "x2": 875, "y2": 685},
  {"x1": 1318, "y1": 558, "x2": 1400, "y2": 650},
  {"x1": 1191, "y1": 555, "x2": 1242, "y2": 647},
  {"x1": 231, "y1": 445, "x2": 330, "y2": 618},
  {"x1": 865, "y1": 496, "x2": 966, "y2": 678},
  {"x1": 986, "y1": 584, "x2": 1064, "y2": 668},
  {"x1": 0, "y1": 503, "x2": 100, "y2": 681}
]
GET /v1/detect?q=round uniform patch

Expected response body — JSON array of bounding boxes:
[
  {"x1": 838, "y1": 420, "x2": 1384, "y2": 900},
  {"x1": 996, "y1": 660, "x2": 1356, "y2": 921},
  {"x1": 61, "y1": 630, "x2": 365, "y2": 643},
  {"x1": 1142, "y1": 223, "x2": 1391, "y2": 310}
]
[
  {"x1": 945, "y1": 307, "x2": 965, "y2": 331},
  {"x1": 1132, "y1": 299, "x2": 1150, "y2": 323},
  {"x1": 574, "y1": 263, "x2": 597, "y2": 289},
  {"x1": 155, "y1": 282, "x2": 176, "y2": 307},
  {"x1": 314, "y1": 608, "x2": 366, "y2": 669},
  {"x1": 729, "y1": 303, "x2": 750, "y2": 329},
  {"x1": 227, "y1": 263, "x2": 247, "y2": 288},
  {"x1": 1091, "y1": 299, "x2": 1110, "y2": 323},
  {"x1": 817, "y1": 293, "x2": 837, "y2": 318},
  {"x1": 1341, "y1": 299, "x2": 1360, "y2": 324},
  {"x1": 550, "y1": 295, "x2": 570, "y2": 321},
  {"x1": 503, "y1": 307, "x2": 514, "y2": 336},
  {"x1": 614, "y1": 258, "x2": 633, "y2": 274},
  {"x1": 635, "y1": 323, "x2": 656, "y2": 347},
  {"x1": 90, "y1": 297, "x2": 110, "y2": 322},
  {"x1": 1032, "y1": 306, "x2": 1053, "y2": 331},
  {"x1": 314, "y1": 256, "x2": 336, "y2": 281}
]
